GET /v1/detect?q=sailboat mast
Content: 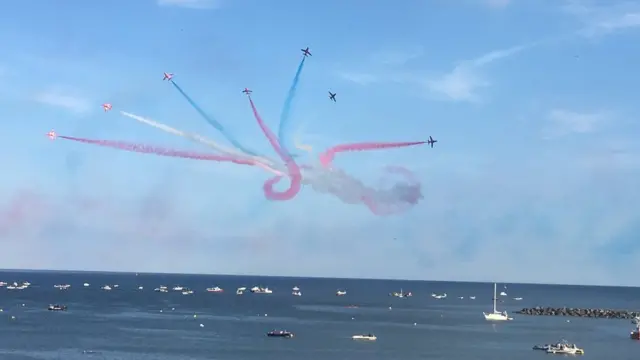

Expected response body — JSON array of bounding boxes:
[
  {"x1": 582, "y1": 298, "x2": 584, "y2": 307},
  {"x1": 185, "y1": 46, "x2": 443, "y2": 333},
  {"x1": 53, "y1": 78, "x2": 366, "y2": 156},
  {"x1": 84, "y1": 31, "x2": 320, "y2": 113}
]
[{"x1": 493, "y1": 283, "x2": 497, "y2": 313}]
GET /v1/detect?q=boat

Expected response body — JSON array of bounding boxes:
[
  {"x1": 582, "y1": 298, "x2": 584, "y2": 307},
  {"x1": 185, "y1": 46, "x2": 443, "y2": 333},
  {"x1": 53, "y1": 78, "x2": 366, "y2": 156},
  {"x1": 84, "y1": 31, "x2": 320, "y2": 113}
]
[
  {"x1": 470, "y1": 296, "x2": 476, "y2": 300},
  {"x1": 631, "y1": 324, "x2": 640, "y2": 339},
  {"x1": 236, "y1": 287, "x2": 247, "y2": 295},
  {"x1": 483, "y1": 283, "x2": 513, "y2": 321},
  {"x1": 292, "y1": 290, "x2": 302, "y2": 296},
  {"x1": 172, "y1": 286, "x2": 184, "y2": 291},
  {"x1": 206, "y1": 286, "x2": 224, "y2": 293},
  {"x1": 352, "y1": 334, "x2": 377, "y2": 341},
  {"x1": 431, "y1": 293, "x2": 447, "y2": 299},
  {"x1": 251, "y1": 287, "x2": 273, "y2": 294},
  {"x1": 48, "y1": 304, "x2": 67, "y2": 311},
  {"x1": 154, "y1": 286, "x2": 168, "y2": 293},
  {"x1": 390, "y1": 289, "x2": 412, "y2": 298},
  {"x1": 181, "y1": 289, "x2": 194, "y2": 295},
  {"x1": 292, "y1": 286, "x2": 300, "y2": 291},
  {"x1": 513, "y1": 297, "x2": 523, "y2": 301},
  {"x1": 83, "y1": 283, "x2": 90, "y2": 287},
  {"x1": 54, "y1": 284, "x2": 71, "y2": 290},
  {"x1": 138, "y1": 286, "x2": 143, "y2": 290},
  {"x1": 266, "y1": 330, "x2": 294, "y2": 338},
  {"x1": 499, "y1": 291, "x2": 507, "y2": 296},
  {"x1": 101, "y1": 285, "x2": 112, "y2": 291},
  {"x1": 336, "y1": 290, "x2": 347, "y2": 296},
  {"x1": 546, "y1": 341, "x2": 584, "y2": 355}
]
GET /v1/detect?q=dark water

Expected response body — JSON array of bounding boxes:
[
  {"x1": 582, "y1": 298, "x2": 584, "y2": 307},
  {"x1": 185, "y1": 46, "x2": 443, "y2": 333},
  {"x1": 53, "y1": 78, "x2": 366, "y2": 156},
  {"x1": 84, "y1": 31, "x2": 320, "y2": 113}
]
[{"x1": 0, "y1": 270, "x2": 638, "y2": 359}]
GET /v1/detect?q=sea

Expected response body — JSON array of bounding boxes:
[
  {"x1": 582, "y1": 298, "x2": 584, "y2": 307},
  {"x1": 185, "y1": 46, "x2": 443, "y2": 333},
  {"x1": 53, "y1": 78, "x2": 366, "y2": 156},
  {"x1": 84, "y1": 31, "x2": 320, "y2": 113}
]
[{"x1": 0, "y1": 270, "x2": 638, "y2": 360}]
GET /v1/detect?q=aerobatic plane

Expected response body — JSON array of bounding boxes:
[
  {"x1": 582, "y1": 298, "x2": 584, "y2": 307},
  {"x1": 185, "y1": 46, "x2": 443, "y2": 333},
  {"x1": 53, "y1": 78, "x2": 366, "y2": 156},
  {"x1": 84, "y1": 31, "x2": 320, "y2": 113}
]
[
  {"x1": 102, "y1": 103, "x2": 112, "y2": 112},
  {"x1": 163, "y1": 72, "x2": 173, "y2": 81},
  {"x1": 301, "y1": 47, "x2": 312, "y2": 57},
  {"x1": 242, "y1": 88, "x2": 252, "y2": 95},
  {"x1": 427, "y1": 136, "x2": 438, "y2": 148},
  {"x1": 47, "y1": 130, "x2": 57, "y2": 140},
  {"x1": 328, "y1": 91, "x2": 336, "y2": 102}
]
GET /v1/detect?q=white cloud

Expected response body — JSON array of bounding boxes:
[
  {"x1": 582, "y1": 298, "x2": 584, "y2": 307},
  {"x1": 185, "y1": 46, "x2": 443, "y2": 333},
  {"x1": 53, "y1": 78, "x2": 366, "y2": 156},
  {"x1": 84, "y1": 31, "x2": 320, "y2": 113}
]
[
  {"x1": 562, "y1": 0, "x2": 640, "y2": 37},
  {"x1": 425, "y1": 44, "x2": 528, "y2": 102},
  {"x1": 156, "y1": 0, "x2": 221, "y2": 9},
  {"x1": 369, "y1": 47, "x2": 424, "y2": 66},
  {"x1": 34, "y1": 91, "x2": 92, "y2": 114},
  {"x1": 545, "y1": 109, "x2": 608, "y2": 137}
]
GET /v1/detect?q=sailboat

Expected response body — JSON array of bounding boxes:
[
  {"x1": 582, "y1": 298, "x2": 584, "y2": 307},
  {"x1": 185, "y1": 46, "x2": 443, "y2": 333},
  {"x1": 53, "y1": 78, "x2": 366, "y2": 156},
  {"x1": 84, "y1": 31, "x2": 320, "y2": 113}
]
[{"x1": 483, "y1": 283, "x2": 513, "y2": 321}]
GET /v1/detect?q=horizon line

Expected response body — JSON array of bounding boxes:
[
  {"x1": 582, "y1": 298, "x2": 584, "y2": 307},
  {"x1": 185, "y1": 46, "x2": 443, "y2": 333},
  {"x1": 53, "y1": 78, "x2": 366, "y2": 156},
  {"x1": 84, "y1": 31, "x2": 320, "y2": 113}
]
[{"x1": 0, "y1": 267, "x2": 635, "y2": 289}]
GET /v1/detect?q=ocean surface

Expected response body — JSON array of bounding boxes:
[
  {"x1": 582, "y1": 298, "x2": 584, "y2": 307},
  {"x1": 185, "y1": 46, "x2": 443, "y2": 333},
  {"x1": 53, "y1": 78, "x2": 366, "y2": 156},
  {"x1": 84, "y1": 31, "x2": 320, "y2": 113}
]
[{"x1": 0, "y1": 271, "x2": 638, "y2": 359}]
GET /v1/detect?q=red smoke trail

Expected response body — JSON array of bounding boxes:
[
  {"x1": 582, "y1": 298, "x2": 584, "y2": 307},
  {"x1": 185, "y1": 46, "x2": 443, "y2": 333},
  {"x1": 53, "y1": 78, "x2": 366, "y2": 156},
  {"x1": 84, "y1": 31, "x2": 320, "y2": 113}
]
[
  {"x1": 318, "y1": 141, "x2": 427, "y2": 167},
  {"x1": 246, "y1": 95, "x2": 302, "y2": 201},
  {"x1": 53, "y1": 134, "x2": 259, "y2": 167}
]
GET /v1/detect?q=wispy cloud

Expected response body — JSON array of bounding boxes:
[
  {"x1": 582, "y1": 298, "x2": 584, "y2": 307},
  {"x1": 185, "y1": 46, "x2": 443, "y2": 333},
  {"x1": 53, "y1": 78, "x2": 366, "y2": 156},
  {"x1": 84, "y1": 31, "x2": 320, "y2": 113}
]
[
  {"x1": 425, "y1": 44, "x2": 529, "y2": 102},
  {"x1": 337, "y1": 46, "x2": 424, "y2": 85},
  {"x1": 369, "y1": 46, "x2": 424, "y2": 66},
  {"x1": 156, "y1": 0, "x2": 221, "y2": 10},
  {"x1": 33, "y1": 90, "x2": 92, "y2": 114},
  {"x1": 543, "y1": 109, "x2": 609, "y2": 138},
  {"x1": 562, "y1": 0, "x2": 640, "y2": 37}
]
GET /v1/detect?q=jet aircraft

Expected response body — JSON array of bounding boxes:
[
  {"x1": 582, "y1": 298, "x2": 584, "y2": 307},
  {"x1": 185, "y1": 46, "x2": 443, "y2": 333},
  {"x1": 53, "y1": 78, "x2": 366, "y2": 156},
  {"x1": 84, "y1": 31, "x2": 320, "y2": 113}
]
[
  {"x1": 301, "y1": 47, "x2": 312, "y2": 57},
  {"x1": 328, "y1": 91, "x2": 336, "y2": 102},
  {"x1": 163, "y1": 72, "x2": 173, "y2": 81},
  {"x1": 242, "y1": 88, "x2": 252, "y2": 95},
  {"x1": 102, "y1": 103, "x2": 112, "y2": 112},
  {"x1": 427, "y1": 136, "x2": 437, "y2": 148},
  {"x1": 47, "y1": 130, "x2": 57, "y2": 140}
]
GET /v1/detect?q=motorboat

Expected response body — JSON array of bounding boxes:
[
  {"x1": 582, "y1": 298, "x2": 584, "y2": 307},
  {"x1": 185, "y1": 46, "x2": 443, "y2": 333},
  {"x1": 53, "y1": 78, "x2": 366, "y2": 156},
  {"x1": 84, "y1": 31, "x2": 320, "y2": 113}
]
[
  {"x1": 138, "y1": 286, "x2": 143, "y2": 290},
  {"x1": 207, "y1": 286, "x2": 224, "y2": 293},
  {"x1": 172, "y1": 286, "x2": 184, "y2": 291},
  {"x1": 0, "y1": 282, "x2": 6, "y2": 287},
  {"x1": 632, "y1": 316, "x2": 640, "y2": 325},
  {"x1": 431, "y1": 293, "x2": 447, "y2": 299},
  {"x1": 352, "y1": 334, "x2": 377, "y2": 341},
  {"x1": 292, "y1": 286, "x2": 300, "y2": 291},
  {"x1": 499, "y1": 291, "x2": 507, "y2": 296},
  {"x1": 154, "y1": 286, "x2": 168, "y2": 293},
  {"x1": 483, "y1": 283, "x2": 513, "y2": 321},
  {"x1": 630, "y1": 324, "x2": 640, "y2": 339},
  {"x1": 83, "y1": 283, "x2": 90, "y2": 287},
  {"x1": 251, "y1": 287, "x2": 273, "y2": 294},
  {"x1": 546, "y1": 342, "x2": 584, "y2": 355},
  {"x1": 336, "y1": 290, "x2": 347, "y2": 296},
  {"x1": 266, "y1": 330, "x2": 294, "y2": 338},
  {"x1": 292, "y1": 290, "x2": 302, "y2": 296},
  {"x1": 513, "y1": 297, "x2": 523, "y2": 301},
  {"x1": 101, "y1": 285, "x2": 112, "y2": 291},
  {"x1": 48, "y1": 304, "x2": 67, "y2": 311},
  {"x1": 470, "y1": 296, "x2": 476, "y2": 300},
  {"x1": 54, "y1": 284, "x2": 71, "y2": 290},
  {"x1": 181, "y1": 289, "x2": 194, "y2": 295},
  {"x1": 236, "y1": 287, "x2": 247, "y2": 295}
]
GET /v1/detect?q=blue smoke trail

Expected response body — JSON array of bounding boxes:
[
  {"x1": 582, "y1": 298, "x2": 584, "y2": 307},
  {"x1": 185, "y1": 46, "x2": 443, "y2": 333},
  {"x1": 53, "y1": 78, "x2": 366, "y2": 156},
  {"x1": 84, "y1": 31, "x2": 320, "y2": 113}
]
[
  {"x1": 170, "y1": 80, "x2": 257, "y2": 156},
  {"x1": 277, "y1": 56, "x2": 306, "y2": 155}
]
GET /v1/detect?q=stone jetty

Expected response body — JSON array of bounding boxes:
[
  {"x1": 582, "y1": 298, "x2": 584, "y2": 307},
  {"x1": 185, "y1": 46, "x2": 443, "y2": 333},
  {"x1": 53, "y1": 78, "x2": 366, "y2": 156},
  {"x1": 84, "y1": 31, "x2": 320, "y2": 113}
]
[{"x1": 516, "y1": 306, "x2": 639, "y2": 319}]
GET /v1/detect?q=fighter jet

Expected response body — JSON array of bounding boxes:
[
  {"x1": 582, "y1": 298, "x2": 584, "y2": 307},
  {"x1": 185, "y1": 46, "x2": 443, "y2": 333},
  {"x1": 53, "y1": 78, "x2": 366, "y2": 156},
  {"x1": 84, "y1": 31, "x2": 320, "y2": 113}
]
[
  {"x1": 301, "y1": 47, "x2": 312, "y2": 57},
  {"x1": 427, "y1": 136, "x2": 437, "y2": 148},
  {"x1": 328, "y1": 91, "x2": 336, "y2": 102}
]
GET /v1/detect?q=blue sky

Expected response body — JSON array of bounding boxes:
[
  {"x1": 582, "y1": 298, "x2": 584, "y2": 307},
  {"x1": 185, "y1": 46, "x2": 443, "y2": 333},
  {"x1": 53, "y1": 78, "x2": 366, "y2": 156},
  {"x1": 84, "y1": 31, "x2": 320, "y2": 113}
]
[{"x1": 1, "y1": 0, "x2": 640, "y2": 286}]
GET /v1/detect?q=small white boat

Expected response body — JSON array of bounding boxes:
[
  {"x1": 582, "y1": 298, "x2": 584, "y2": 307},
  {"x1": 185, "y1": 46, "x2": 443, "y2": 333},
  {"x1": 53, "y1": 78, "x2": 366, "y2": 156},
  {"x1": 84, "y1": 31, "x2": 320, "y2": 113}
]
[
  {"x1": 54, "y1": 284, "x2": 71, "y2": 290},
  {"x1": 172, "y1": 286, "x2": 184, "y2": 291},
  {"x1": 207, "y1": 287, "x2": 224, "y2": 293},
  {"x1": 292, "y1": 291, "x2": 302, "y2": 296},
  {"x1": 182, "y1": 289, "x2": 194, "y2": 295},
  {"x1": 251, "y1": 287, "x2": 273, "y2": 294},
  {"x1": 470, "y1": 296, "x2": 476, "y2": 300},
  {"x1": 101, "y1": 285, "x2": 112, "y2": 291},
  {"x1": 336, "y1": 290, "x2": 347, "y2": 296},
  {"x1": 546, "y1": 342, "x2": 584, "y2": 355},
  {"x1": 236, "y1": 287, "x2": 247, "y2": 295},
  {"x1": 138, "y1": 286, "x2": 143, "y2": 290},
  {"x1": 292, "y1": 286, "x2": 300, "y2": 291},
  {"x1": 483, "y1": 283, "x2": 512, "y2": 321},
  {"x1": 499, "y1": 291, "x2": 507, "y2": 296},
  {"x1": 513, "y1": 297, "x2": 523, "y2": 301},
  {"x1": 431, "y1": 293, "x2": 447, "y2": 299},
  {"x1": 352, "y1": 334, "x2": 377, "y2": 341},
  {"x1": 83, "y1": 283, "x2": 90, "y2": 287}
]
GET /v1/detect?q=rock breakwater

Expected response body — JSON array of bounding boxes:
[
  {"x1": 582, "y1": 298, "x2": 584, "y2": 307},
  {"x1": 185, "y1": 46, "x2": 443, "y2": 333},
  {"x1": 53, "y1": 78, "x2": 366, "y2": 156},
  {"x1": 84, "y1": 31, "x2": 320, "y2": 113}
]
[{"x1": 516, "y1": 306, "x2": 639, "y2": 319}]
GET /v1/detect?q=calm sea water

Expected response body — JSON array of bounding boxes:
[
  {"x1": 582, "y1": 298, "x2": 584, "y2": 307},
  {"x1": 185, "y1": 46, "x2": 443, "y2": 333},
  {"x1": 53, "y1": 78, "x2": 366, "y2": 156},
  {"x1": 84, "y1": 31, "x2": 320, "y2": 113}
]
[{"x1": 0, "y1": 270, "x2": 638, "y2": 359}]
